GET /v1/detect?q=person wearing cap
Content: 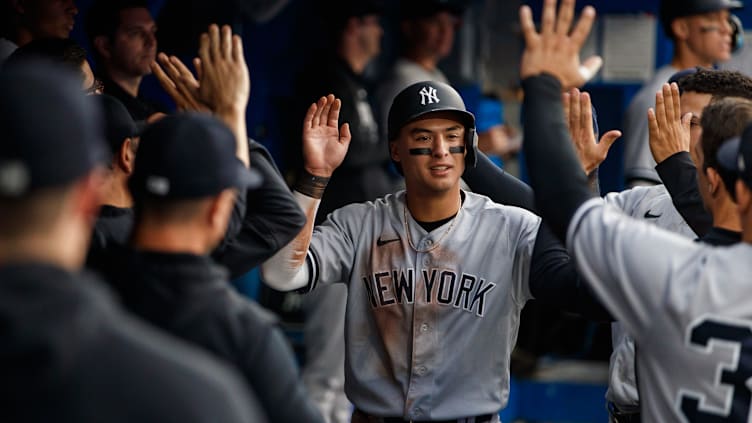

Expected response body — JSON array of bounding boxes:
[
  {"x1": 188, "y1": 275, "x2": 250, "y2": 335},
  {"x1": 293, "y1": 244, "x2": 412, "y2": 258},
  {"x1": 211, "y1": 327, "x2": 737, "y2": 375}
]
[
  {"x1": 0, "y1": 0, "x2": 78, "y2": 64},
  {"x1": 85, "y1": 94, "x2": 141, "y2": 270},
  {"x1": 622, "y1": 0, "x2": 743, "y2": 188},
  {"x1": 374, "y1": 0, "x2": 467, "y2": 142},
  {"x1": 281, "y1": 2, "x2": 396, "y2": 421},
  {"x1": 0, "y1": 59, "x2": 266, "y2": 423},
  {"x1": 519, "y1": 1, "x2": 752, "y2": 419},
  {"x1": 260, "y1": 75, "x2": 619, "y2": 419},
  {"x1": 100, "y1": 112, "x2": 325, "y2": 423}
]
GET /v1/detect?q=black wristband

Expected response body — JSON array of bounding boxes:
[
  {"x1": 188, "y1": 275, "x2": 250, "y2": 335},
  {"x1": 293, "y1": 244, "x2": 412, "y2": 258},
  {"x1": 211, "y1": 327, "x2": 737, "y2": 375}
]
[{"x1": 294, "y1": 169, "x2": 330, "y2": 199}]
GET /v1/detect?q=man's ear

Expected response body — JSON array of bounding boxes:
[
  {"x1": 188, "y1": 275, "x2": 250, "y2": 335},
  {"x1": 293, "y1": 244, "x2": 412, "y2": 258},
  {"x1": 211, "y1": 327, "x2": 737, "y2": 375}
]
[
  {"x1": 706, "y1": 167, "x2": 723, "y2": 197},
  {"x1": 207, "y1": 189, "x2": 235, "y2": 229},
  {"x1": 390, "y1": 141, "x2": 400, "y2": 164},
  {"x1": 118, "y1": 138, "x2": 136, "y2": 174},
  {"x1": 671, "y1": 18, "x2": 690, "y2": 41},
  {"x1": 93, "y1": 35, "x2": 112, "y2": 60}
]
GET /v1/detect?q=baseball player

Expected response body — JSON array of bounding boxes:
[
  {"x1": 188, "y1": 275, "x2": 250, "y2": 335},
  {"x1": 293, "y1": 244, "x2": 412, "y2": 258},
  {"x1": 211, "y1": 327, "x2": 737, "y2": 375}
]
[
  {"x1": 622, "y1": 0, "x2": 742, "y2": 187},
  {"x1": 261, "y1": 71, "x2": 618, "y2": 419},
  {"x1": 465, "y1": 66, "x2": 752, "y2": 420},
  {"x1": 521, "y1": 0, "x2": 752, "y2": 420}
]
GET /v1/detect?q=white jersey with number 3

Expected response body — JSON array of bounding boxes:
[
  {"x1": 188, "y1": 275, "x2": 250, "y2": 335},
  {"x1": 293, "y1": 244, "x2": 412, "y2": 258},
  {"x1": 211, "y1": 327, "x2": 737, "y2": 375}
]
[
  {"x1": 569, "y1": 198, "x2": 752, "y2": 422},
  {"x1": 304, "y1": 190, "x2": 540, "y2": 420}
]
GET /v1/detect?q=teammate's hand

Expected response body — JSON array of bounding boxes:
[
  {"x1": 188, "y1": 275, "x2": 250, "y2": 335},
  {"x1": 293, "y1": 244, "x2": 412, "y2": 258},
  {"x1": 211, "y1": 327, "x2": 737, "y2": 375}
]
[
  {"x1": 151, "y1": 53, "x2": 210, "y2": 113},
  {"x1": 519, "y1": 0, "x2": 601, "y2": 89},
  {"x1": 197, "y1": 24, "x2": 250, "y2": 115},
  {"x1": 648, "y1": 82, "x2": 691, "y2": 164},
  {"x1": 302, "y1": 94, "x2": 351, "y2": 177},
  {"x1": 563, "y1": 88, "x2": 621, "y2": 174}
]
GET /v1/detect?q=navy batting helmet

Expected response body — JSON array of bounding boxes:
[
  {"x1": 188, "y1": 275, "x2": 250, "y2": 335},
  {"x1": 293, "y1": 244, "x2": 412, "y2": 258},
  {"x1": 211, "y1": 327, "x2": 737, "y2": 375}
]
[
  {"x1": 387, "y1": 80, "x2": 477, "y2": 174},
  {"x1": 660, "y1": 0, "x2": 744, "y2": 38}
]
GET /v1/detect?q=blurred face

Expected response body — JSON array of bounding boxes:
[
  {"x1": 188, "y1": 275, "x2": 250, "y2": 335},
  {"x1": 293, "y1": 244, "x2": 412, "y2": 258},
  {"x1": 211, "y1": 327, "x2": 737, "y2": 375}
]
[
  {"x1": 22, "y1": 0, "x2": 78, "y2": 39},
  {"x1": 682, "y1": 90, "x2": 713, "y2": 166},
  {"x1": 681, "y1": 10, "x2": 733, "y2": 63},
  {"x1": 356, "y1": 14, "x2": 383, "y2": 60},
  {"x1": 110, "y1": 7, "x2": 157, "y2": 77},
  {"x1": 682, "y1": 90, "x2": 713, "y2": 209},
  {"x1": 410, "y1": 11, "x2": 459, "y2": 60},
  {"x1": 391, "y1": 112, "x2": 466, "y2": 195}
]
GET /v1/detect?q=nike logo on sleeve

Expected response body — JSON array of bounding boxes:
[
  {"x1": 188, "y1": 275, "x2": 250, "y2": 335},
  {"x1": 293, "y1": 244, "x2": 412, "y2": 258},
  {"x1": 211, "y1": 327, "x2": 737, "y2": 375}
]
[
  {"x1": 377, "y1": 237, "x2": 400, "y2": 246},
  {"x1": 644, "y1": 210, "x2": 662, "y2": 219}
]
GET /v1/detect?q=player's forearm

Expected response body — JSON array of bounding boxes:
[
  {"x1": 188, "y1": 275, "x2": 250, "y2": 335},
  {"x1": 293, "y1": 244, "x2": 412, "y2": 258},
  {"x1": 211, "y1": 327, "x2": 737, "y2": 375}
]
[
  {"x1": 655, "y1": 151, "x2": 710, "y2": 237},
  {"x1": 216, "y1": 108, "x2": 251, "y2": 168},
  {"x1": 260, "y1": 191, "x2": 318, "y2": 291},
  {"x1": 521, "y1": 74, "x2": 595, "y2": 241}
]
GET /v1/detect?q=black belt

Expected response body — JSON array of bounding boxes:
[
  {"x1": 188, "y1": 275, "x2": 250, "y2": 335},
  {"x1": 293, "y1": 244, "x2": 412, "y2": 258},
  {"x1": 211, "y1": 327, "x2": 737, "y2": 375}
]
[
  {"x1": 607, "y1": 402, "x2": 641, "y2": 423},
  {"x1": 355, "y1": 409, "x2": 494, "y2": 423}
]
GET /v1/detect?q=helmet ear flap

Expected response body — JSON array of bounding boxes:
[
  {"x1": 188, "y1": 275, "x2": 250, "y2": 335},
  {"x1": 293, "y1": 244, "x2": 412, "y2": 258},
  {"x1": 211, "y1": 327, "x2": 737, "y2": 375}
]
[
  {"x1": 730, "y1": 14, "x2": 744, "y2": 54},
  {"x1": 465, "y1": 127, "x2": 478, "y2": 168}
]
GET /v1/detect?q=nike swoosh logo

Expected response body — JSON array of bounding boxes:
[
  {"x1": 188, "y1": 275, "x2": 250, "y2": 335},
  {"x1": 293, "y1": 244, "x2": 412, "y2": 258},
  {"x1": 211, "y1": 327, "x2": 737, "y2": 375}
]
[
  {"x1": 644, "y1": 210, "x2": 662, "y2": 219},
  {"x1": 376, "y1": 237, "x2": 400, "y2": 247}
]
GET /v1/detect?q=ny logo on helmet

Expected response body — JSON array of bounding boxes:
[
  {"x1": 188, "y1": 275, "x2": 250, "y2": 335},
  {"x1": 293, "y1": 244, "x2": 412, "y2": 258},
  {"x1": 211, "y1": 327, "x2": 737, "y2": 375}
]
[{"x1": 419, "y1": 86, "x2": 440, "y2": 105}]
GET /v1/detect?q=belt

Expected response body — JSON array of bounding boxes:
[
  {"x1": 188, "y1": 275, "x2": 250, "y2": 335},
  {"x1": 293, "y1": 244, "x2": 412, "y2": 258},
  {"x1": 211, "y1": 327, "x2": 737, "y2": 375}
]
[
  {"x1": 607, "y1": 402, "x2": 641, "y2": 423},
  {"x1": 354, "y1": 409, "x2": 494, "y2": 423}
]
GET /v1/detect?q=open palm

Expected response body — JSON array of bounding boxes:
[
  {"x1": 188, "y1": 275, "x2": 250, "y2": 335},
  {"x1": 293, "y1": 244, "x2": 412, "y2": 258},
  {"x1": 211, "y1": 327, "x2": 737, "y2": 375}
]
[{"x1": 302, "y1": 94, "x2": 352, "y2": 177}]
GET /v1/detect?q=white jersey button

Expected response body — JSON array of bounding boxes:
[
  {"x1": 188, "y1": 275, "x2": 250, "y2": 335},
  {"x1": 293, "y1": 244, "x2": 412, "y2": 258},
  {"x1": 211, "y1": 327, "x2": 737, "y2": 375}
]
[
  {"x1": 416, "y1": 366, "x2": 427, "y2": 375},
  {"x1": 420, "y1": 323, "x2": 429, "y2": 332}
]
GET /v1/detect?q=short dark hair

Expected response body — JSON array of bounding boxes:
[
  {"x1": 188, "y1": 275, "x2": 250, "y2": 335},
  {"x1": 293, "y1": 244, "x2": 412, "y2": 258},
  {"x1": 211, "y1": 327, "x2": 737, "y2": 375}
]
[
  {"x1": 678, "y1": 68, "x2": 752, "y2": 100},
  {"x1": 4, "y1": 37, "x2": 87, "y2": 81},
  {"x1": 85, "y1": 0, "x2": 149, "y2": 64},
  {"x1": 700, "y1": 97, "x2": 752, "y2": 201}
]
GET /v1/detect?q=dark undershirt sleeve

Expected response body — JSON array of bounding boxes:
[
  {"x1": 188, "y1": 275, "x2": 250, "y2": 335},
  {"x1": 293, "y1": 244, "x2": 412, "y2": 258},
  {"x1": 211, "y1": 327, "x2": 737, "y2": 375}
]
[
  {"x1": 520, "y1": 74, "x2": 610, "y2": 321},
  {"x1": 521, "y1": 74, "x2": 595, "y2": 242},
  {"x1": 462, "y1": 151, "x2": 537, "y2": 210},
  {"x1": 529, "y1": 221, "x2": 613, "y2": 322},
  {"x1": 655, "y1": 151, "x2": 710, "y2": 237}
]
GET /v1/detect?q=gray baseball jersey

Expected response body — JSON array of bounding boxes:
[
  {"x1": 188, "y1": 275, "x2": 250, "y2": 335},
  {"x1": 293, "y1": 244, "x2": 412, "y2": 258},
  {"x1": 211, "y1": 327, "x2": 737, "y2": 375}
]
[
  {"x1": 603, "y1": 185, "x2": 697, "y2": 409},
  {"x1": 569, "y1": 197, "x2": 752, "y2": 421},
  {"x1": 305, "y1": 190, "x2": 540, "y2": 420}
]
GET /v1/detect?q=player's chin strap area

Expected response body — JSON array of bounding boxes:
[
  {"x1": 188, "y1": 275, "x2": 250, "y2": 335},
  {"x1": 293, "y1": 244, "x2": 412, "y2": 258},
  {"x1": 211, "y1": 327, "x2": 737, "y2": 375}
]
[{"x1": 352, "y1": 409, "x2": 496, "y2": 423}]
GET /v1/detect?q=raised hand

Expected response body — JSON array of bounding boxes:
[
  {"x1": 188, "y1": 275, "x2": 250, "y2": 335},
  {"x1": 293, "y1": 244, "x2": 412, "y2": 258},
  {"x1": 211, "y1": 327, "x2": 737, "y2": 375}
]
[
  {"x1": 302, "y1": 94, "x2": 351, "y2": 177},
  {"x1": 197, "y1": 24, "x2": 250, "y2": 114},
  {"x1": 563, "y1": 88, "x2": 621, "y2": 174},
  {"x1": 151, "y1": 53, "x2": 210, "y2": 112},
  {"x1": 519, "y1": 0, "x2": 600, "y2": 89},
  {"x1": 648, "y1": 82, "x2": 692, "y2": 164}
]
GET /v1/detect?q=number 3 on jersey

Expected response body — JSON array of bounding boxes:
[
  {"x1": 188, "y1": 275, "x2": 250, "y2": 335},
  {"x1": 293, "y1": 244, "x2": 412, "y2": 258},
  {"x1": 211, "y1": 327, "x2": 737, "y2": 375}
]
[{"x1": 679, "y1": 317, "x2": 752, "y2": 422}]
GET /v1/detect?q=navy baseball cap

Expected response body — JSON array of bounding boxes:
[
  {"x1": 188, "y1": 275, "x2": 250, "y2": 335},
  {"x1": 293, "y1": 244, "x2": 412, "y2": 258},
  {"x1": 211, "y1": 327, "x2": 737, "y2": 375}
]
[
  {"x1": 661, "y1": 0, "x2": 743, "y2": 36},
  {"x1": 0, "y1": 60, "x2": 107, "y2": 197},
  {"x1": 97, "y1": 94, "x2": 145, "y2": 157},
  {"x1": 717, "y1": 123, "x2": 752, "y2": 188},
  {"x1": 128, "y1": 113, "x2": 262, "y2": 199},
  {"x1": 401, "y1": 0, "x2": 468, "y2": 20}
]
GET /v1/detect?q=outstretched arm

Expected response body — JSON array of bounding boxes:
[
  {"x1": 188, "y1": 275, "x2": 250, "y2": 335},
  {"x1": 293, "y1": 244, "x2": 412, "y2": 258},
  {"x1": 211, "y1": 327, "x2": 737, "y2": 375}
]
[
  {"x1": 519, "y1": 0, "x2": 599, "y2": 241},
  {"x1": 260, "y1": 95, "x2": 351, "y2": 291}
]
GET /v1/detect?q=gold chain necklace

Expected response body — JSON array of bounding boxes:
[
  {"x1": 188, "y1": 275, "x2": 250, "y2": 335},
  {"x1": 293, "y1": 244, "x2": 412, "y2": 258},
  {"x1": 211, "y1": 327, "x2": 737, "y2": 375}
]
[{"x1": 403, "y1": 203, "x2": 461, "y2": 253}]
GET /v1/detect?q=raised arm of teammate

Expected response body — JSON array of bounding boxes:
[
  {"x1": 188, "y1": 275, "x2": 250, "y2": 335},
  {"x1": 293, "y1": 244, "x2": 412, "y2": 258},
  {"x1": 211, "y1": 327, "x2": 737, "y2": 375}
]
[
  {"x1": 519, "y1": 0, "x2": 600, "y2": 241},
  {"x1": 648, "y1": 82, "x2": 711, "y2": 236},
  {"x1": 260, "y1": 95, "x2": 351, "y2": 291}
]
